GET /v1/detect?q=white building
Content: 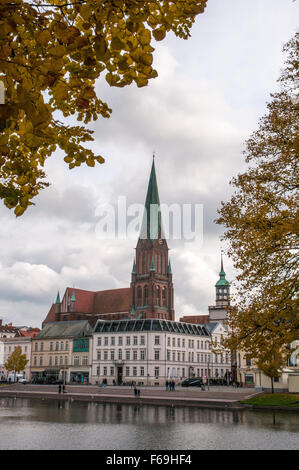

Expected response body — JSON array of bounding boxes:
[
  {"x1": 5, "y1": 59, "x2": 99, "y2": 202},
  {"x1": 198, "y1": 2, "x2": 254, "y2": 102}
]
[{"x1": 91, "y1": 318, "x2": 222, "y2": 386}]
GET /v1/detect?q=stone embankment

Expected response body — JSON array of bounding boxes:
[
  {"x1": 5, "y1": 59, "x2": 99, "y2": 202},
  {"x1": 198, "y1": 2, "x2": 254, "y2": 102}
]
[{"x1": 0, "y1": 384, "x2": 259, "y2": 410}]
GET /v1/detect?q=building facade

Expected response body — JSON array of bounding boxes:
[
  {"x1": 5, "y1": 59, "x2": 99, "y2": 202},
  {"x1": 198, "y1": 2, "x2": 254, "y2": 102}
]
[
  {"x1": 1, "y1": 336, "x2": 32, "y2": 381},
  {"x1": 30, "y1": 320, "x2": 93, "y2": 384},
  {"x1": 91, "y1": 318, "x2": 217, "y2": 386}
]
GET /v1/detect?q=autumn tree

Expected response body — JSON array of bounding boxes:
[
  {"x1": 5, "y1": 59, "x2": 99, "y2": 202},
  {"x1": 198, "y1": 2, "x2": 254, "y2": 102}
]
[
  {"x1": 0, "y1": 0, "x2": 208, "y2": 216},
  {"x1": 217, "y1": 33, "x2": 299, "y2": 366},
  {"x1": 5, "y1": 345, "x2": 29, "y2": 380}
]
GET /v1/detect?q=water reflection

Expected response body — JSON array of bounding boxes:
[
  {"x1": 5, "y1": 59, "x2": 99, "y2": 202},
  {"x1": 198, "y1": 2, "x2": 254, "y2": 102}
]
[{"x1": 0, "y1": 398, "x2": 298, "y2": 450}]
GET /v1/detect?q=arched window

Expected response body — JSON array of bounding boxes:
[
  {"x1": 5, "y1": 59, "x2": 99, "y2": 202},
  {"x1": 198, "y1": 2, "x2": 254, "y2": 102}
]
[
  {"x1": 144, "y1": 285, "x2": 148, "y2": 305},
  {"x1": 156, "y1": 286, "x2": 161, "y2": 306},
  {"x1": 142, "y1": 253, "x2": 146, "y2": 274},
  {"x1": 162, "y1": 287, "x2": 167, "y2": 307},
  {"x1": 137, "y1": 286, "x2": 142, "y2": 306}
]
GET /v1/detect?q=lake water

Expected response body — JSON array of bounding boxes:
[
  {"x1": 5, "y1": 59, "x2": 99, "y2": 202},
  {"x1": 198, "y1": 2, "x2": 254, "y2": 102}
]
[{"x1": 0, "y1": 398, "x2": 298, "y2": 450}]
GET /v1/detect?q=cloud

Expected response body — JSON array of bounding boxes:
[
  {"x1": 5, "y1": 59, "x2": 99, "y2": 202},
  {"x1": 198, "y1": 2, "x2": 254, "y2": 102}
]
[{"x1": 0, "y1": 0, "x2": 298, "y2": 327}]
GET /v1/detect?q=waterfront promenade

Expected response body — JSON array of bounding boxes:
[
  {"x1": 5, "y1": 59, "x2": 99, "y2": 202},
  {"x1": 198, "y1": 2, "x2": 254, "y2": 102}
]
[{"x1": 0, "y1": 384, "x2": 258, "y2": 409}]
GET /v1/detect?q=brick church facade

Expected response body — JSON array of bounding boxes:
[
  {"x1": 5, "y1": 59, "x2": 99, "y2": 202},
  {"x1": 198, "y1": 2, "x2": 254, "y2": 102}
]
[{"x1": 43, "y1": 158, "x2": 174, "y2": 327}]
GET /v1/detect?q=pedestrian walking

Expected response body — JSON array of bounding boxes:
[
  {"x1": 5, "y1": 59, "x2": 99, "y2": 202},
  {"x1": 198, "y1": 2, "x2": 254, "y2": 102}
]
[
  {"x1": 58, "y1": 384, "x2": 61, "y2": 394},
  {"x1": 134, "y1": 387, "x2": 137, "y2": 397},
  {"x1": 165, "y1": 381, "x2": 168, "y2": 391}
]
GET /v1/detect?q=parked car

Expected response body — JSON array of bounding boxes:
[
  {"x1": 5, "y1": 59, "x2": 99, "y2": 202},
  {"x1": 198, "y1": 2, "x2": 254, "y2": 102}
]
[
  {"x1": 181, "y1": 378, "x2": 204, "y2": 388},
  {"x1": 18, "y1": 378, "x2": 27, "y2": 384}
]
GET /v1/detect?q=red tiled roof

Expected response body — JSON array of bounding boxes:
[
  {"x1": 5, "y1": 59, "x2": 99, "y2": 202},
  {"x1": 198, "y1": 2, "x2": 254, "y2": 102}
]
[
  {"x1": 43, "y1": 287, "x2": 131, "y2": 324},
  {"x1": 179, "y1": 315, "x2": 210, "y2": 324},
  {"x1": 19, "y1": 328, "x2": 40, "y2": 338},
  {"x1": 93, "y1": 288, "x2": 131, "y2": 314},
  {"x1": 43, "y1": 303, "x2": 57, "y2": 324}
]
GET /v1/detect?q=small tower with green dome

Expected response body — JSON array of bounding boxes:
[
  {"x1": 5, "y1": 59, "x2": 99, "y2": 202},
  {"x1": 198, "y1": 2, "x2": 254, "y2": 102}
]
[
  {"x1": 208, "y1": 255, "x2": 230, "y2": 322},
  {"x1": 215, "y1": 255, "x2": 230, "y2": 306}
]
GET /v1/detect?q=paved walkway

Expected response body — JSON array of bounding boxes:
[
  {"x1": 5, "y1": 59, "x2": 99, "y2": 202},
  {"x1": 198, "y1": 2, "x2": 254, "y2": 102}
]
[{"x1": 0, "y1": 384, "x2": 259, "y2": 409}]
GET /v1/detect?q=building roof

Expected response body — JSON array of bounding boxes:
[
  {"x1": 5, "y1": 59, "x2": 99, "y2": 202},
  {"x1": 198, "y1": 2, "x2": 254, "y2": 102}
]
[
  {"x1": 19, "y1": 328, "x2": 40, "y2": 338},
  {"x1": 94, "y1": 318, "x2": 210, "y2": 337},
  {"x1": 179, "y1": 315, "x2": 210, "y2": 324},
  {"x1": 35, "y1": 320, "x2": 92, "y2": 339}
]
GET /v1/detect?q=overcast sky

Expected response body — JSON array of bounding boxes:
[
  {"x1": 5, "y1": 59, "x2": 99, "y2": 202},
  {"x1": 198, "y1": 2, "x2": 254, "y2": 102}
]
[{"x1": 0, "y1": 0, "x2": 298, "y2": 328}]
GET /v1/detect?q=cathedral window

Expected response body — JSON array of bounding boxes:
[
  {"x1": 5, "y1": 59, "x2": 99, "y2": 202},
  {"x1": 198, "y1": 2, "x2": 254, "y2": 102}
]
[
  {"x1": 137, "y1": 286, "x2": 142, "y2": 306},
  {"x1": 144, "y1": 285, "x2": 148, "y2": 305},
  {"x1": 162, "y1": 287, "x2": 167, "y2": 306}
]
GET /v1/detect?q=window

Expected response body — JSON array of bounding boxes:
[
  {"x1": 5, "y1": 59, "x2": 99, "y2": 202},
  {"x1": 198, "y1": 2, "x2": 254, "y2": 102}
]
[
  {"x1": 137, "y1": 286, "x2": 142, "y2": 306},
  {"x1": 182, "y1": 339, "x2": 185, "y2": 348},
  {"x1": 144, "y1": 285, "x2": 148, "y2": 305},
  {"x1": 55, "y1": 342, "x2": 59, "y2": 351},
  {"x1": 167, "y1": 337, "x2": 171, "y2": 347},
  {"x1": 154, "y1": 367, "x2": 159, "y2": 378},
  {"x1": 40, "y1": 342, "x2": 44, "y2": 352},
  {"x1": 110, "y1": 367, "x2": 114, "y2": 376},
  {"x1": 133, "y1": 367, "x2": 137, "y2": 376},
  {"x1": 110, "y1": 351, "x2": 115, "y2": 361},
  {"x1": 34, "y1": 356, "x2": 37, "y2": 366},
  {"x1": 126, "y1": 350, "x2": 130, "y2": 360},
  {"x1": 96, "y1": 366, "x2": 100, "y2": 376},
  {"x1": 125, "y1": 367, "x2": 130, "y2": 376},
  {"x1": 97, "y1": 350, "x2": 101, "y2": 360},
  {"x1": 118, "y1": 349, "x2": 122, "y2": 360},
  {"x1": 50, "y1": 342, "x2": 53, "y2": 351},
  {"x1": 60, "y1": 342, "x2": 64, "y2": 350},
  {"x1": 140, "y1": 336, "x2": 145, "y2": 345},
  {"x1": 172, "y1": 352, "x2": 175, "y2": 362},
  {"x1": 140, "y1": 367, "x2": 144, "y2": 376},
  {"x1": 126, "y1": 336, "x2": 130, "y2": 345},
  {"x1": 177, "y1": 338, "x2": 180, "y2": 347},
  {"x1": 104, "y1": 337, "x2": 108, "y2": 346},
  {"x1": 111, "y1": 337, "x2": 115, "y2": 346},
  {"x1": 133, "y1": 350, "x2": 137, "y2": 360},
  {"x1": 65, "y1": 342, "x2": 69, "y2": 351},
  {"x1": 34, "y1": 343, "x2": 38, "y2": 352},
  {"x1": 39, "y1": 357, "x2": 43, "y2": 366},
  {"x1": 103, "y1": 367, "x2": 107, "y2": 376},
  {"x1": 156, "y1": 286, "x2": 161, "y2": 306},
  {"x1": 59, "y1": 356, "x2": 63, "y2": 365},
  {"x1": 172, "y1": 338, "x2": 175, "y2": 347},
  {"x1": 178, "y1": 352, "x2": 181, "y2": 362},
  {"x1": 162, "y1": 287, "x2": 167, "y2": 306},
  {"x1": 49, "y1": 356, "x2": 52, "y2": 366},
  {"x1": 154, "y1": 350, "x2": 160, "y2": 361},
  {"x1": 104, "y1": 350, "x2": 108, "y2": 360},
  {"x1": 133, "y1": 336, "x2": 138, "y2": 345},
  {"x1": 97, "y1": 337, "x2": 101, "y2": 346},
  {"x1": 65, "y1": 356, "x2": 68, "y2": 365},
  {"x1": 167, "y1": 350, "x2": 171, "y2": 361},
  {"x1": 82, "y1": 356, "x2": 88, "y2": 366},
  {"x1": 73, "y1": 356, "x2": 79, "y2": 366},
  {"x1": 55, "y1": 356, "x2": 58, "y2": 366},
  {"x1": 154, "y1": 336, "x2": 160, "y2": 345},
  {"x1": 118, "y1": 337, "x2": 123, "y2": 346},
  {"x1": 140, "y1": 350, "x2": 145, "y2": 360}
]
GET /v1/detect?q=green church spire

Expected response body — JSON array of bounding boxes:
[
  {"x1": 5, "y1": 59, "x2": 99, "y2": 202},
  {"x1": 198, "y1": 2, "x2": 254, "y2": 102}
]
[
  {"x1": 140, "y1": 156, "x2": 163, "y2": 243},
  {"x1": 55, "y1": 291, "x2": 61, "y2": 304},
  {"x1": 216, "y1": 255, "x2": 229, "y2": 286},
  {"x1": 132, "y1": 259, "x2": 136, "y2": 274},
  {"x1": 71, "y1": 288, "x2": 76, "y2": 302},
  {"x1": 168, "y1": 259, "x2": 172, "y2": 274}
]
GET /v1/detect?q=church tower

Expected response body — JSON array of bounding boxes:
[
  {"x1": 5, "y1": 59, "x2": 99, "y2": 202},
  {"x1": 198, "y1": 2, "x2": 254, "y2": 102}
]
[
  {"x1": 208, "y1": 255, "x2": 230, "y2": 322},
  {"x1": 130, "y1": 157, "x2": 174, "y2": 321}
]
